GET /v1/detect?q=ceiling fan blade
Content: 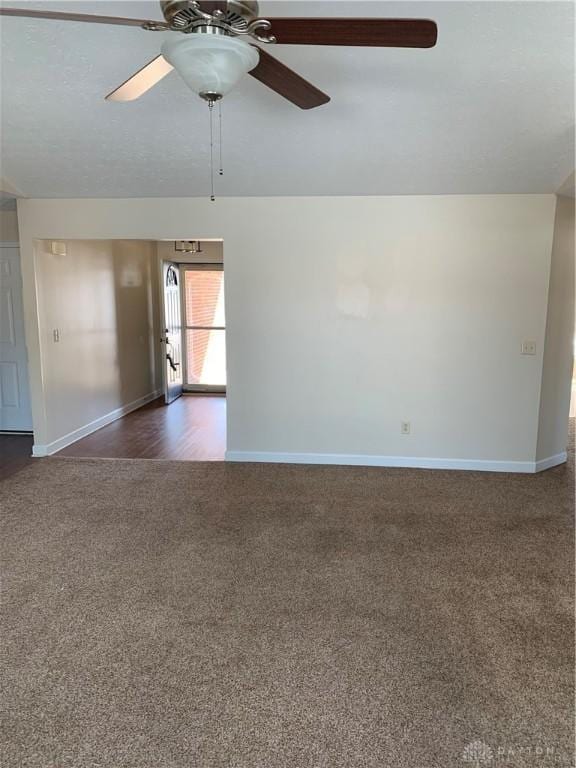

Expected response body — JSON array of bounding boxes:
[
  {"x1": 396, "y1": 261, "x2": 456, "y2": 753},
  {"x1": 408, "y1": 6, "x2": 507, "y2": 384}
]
[
  {"x1": 263, "y1": 18, "x2": 438, "y2": 48},
  {"x1": 249, "y1": 47, "x2": 329, "y2": 110},
  {"x1": 106, "y1": 55, "x2": 174, "y2": 102},
  {"x1": 0, "y1": 8, "x2": 168, "y2": 29}
]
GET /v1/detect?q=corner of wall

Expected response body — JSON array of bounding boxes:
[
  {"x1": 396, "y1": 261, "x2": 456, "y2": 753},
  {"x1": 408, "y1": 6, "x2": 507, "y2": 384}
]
[
  {"x1": 536, "y1": 195, "x2": 576, "y2": 464},
  {"x1": 0, "y1": 210, "x2": 19, "y2": 243}
]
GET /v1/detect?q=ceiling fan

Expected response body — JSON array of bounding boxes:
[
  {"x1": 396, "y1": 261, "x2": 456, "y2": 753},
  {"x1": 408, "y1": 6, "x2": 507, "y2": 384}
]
[{"x1": 0, "y1": 1, "x2": 438, "y2": 108}]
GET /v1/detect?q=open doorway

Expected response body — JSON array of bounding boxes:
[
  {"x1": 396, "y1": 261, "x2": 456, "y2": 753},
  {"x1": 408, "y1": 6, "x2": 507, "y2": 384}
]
[
  {"x1": 25, "y1": 236, "x2": 227, "y2": 461},
  {"x1": 151, "y1": 239, "x2": 226, "y2": 461},
  {"x1": 159, "y1": 239, "x2": 225, "y2": 404}
]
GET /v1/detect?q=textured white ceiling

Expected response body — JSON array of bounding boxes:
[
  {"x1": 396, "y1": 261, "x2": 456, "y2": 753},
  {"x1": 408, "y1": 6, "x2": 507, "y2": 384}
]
[{"x1": 0, "y1": 0, "x2": 574, "y2": 197}]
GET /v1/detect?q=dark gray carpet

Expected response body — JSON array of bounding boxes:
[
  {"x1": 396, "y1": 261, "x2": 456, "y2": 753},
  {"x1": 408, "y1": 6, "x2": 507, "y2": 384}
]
[{"x1": 1, "y1": 438, "x2": 574, "y2": 767}]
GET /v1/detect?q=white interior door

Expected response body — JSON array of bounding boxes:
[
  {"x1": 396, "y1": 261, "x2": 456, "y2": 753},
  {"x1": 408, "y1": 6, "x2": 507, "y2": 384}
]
[
  {"x1": 161, "y1": 262, "x2": 183, "y2": 404},
  {"x1": 0, "y1": 244, "x2": 32, "y2": 431}
]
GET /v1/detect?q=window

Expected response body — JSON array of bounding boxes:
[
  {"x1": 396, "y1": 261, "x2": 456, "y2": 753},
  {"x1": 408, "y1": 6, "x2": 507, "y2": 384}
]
[{"x1": 182, "y1": 266, "x2": 226, "y2": 390}]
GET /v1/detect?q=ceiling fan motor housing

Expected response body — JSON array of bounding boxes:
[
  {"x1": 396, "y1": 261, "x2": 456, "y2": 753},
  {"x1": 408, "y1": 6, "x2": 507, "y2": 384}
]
[{"x1": 160, "y1": 1, "x2": 259, "y2": 32}]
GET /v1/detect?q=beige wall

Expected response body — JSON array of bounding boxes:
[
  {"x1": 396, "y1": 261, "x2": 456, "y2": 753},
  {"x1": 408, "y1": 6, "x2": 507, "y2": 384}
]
[
  {"x1": 34, "y1": 239, "x2": 160, "y2": 450},
  {"x1": 536, "y1": 196, "x2": 575, "y2": 462},
  {"x1": 18, "y1": 195, "x2": 560, "y2": 469},
  {"x1": 0, "y1": 210, "x2": 19, "y2": 242}
]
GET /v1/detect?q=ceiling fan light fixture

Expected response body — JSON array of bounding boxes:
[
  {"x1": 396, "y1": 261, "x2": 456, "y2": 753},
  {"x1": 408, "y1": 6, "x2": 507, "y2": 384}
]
[
  {"x1": 161, "y1": 34, "x2": 259, "y2": 101},
  {"x1": 174, "y1": 240, "x2": 203, "y2": 253}
]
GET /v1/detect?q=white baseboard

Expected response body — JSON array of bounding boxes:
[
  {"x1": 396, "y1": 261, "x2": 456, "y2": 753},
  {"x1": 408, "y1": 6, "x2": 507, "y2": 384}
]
[
  {"x1": 225, "y1": 450, "x2": 568, "y2": 474},
  {"x1": 534, "y1": 451, "x2": 568, "y2": 472},
  {"x1": 32, "y1": 390, "x2": 162, "y2": 457}
]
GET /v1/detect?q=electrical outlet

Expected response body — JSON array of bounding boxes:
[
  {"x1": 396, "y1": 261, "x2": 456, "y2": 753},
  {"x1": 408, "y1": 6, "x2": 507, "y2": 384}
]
[
  {"x1": 401, "y1": 421, "x2": 411, "y2": 435},
  {"x1": 53, "y1": 329, "x2": 60, "y2": 343},
  {"x1": 521, "y1": 341, "x2": 536, "y2": 356}
]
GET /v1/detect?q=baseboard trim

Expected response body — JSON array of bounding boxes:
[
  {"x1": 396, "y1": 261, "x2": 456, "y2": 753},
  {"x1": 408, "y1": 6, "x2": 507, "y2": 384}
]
[
  {"x1": 32, "y1": 390, "x2": 162, "y2": 457},
  {"x1": 225, "y1": 450, "x2": 555, "y2": 474},
  {"x1": 0, "y1": 430, "x2": 33, "y2": 435},
  {"x1": 534, "y1": 451, "x2": 568, "y2": 472}
]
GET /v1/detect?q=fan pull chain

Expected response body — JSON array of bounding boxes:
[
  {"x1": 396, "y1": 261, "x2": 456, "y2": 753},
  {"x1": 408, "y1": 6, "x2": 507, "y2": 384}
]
[
  {"x1": 218, "y1": 101, "x2": 223, "y2": 176},
  {"x1": 208, "y1": 100, "x2": 215, "y2": 202}
]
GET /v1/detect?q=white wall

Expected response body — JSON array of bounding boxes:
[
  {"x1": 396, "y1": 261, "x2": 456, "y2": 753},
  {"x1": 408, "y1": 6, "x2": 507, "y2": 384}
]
[
  {"x1": 536, "y1": 196, "x2": 575, "y2": 462},
  {"x1": 33, "y1": 239, "x2": 160, "y2": 452},
  {"x1": 18, "y1": 196, "x2": 558, "y2": 469}
]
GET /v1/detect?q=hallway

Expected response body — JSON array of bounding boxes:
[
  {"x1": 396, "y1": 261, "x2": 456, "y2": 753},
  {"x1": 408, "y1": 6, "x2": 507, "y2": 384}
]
[{"x1": 56, "y1": 396, "x2": 226, "y2": 461}]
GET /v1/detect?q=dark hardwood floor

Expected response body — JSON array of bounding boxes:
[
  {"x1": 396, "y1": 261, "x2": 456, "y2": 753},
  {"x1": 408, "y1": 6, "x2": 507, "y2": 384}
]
[
  {"x1": 57, "y1": 395, "x2": 226, "y2": 461},
  {"x1": 0, "y1": 433, "x2": 34, "y2": 481}
]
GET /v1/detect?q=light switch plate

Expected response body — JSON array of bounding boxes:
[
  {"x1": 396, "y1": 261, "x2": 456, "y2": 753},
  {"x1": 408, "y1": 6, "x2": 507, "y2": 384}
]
[
  {"x1": 521, "y1": 341, "x2": 536, "y2": 355},
  {"x1": 50, "y1": 241, "x2": 67, "y2": 256}
]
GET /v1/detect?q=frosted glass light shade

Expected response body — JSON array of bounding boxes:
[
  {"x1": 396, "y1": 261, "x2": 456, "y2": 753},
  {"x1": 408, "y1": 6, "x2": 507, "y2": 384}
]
[{"x1": 161, "y1": 35, "x2": 259, "y2": 99}]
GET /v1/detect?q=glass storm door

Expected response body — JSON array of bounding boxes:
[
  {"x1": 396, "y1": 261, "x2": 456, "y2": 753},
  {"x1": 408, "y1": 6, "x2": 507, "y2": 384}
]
[
  {"x1": 162, "y1": 262, "x2": 183, "y2": 404},
  {"x1": 183, "y1": 265, "x2": 226, "y2": 392}
]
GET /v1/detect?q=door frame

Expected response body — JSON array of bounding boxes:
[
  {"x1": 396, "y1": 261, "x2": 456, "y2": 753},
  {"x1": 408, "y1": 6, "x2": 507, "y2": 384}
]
[{"x1": 180, "y1": 262, "x2": 226, "y2": 395}]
